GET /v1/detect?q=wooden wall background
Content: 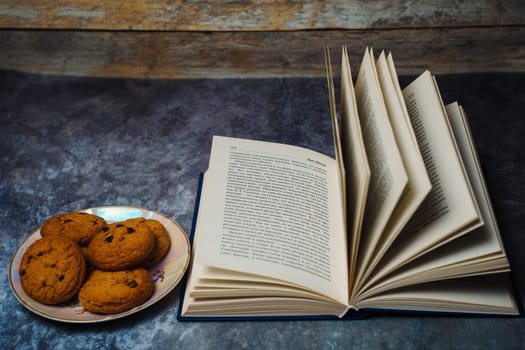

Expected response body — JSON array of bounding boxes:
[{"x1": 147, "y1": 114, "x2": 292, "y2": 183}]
[{"x1": 1, "y1": 0, "x2": 524, "y2": 79}]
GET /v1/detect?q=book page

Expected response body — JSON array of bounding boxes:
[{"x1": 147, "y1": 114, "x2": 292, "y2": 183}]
[
  {"x1": 195, "y1": 136, "x2": 348, "y2": 304},
  {"x1": 355, "y1": 102, "x2": 511, "y2": 298},
  {"x1": 355, "y1": 52, "x2": 432, "y2": 291},
  {"x1": 363, "y1": 72, "x2": 482, "y2": 286},
  {"x1": 339, "y1": 46, "x2": 370, "y2": 285},
  {"x1": 325, "y1": 47, "x2": 346, "y2": 211},
  {"x1": 445, "y1": 102, "x2": 509, "y2": 255},
  {"x1": 353, "y1": 48, "x2": 408, "y2": 288},
  {"x1": 183, "y1": 296, "x2": 348, "y2": 317},
  {"x1": 356, "y1": 274, "x2": 518, "y2": 315},
  {"x1": 189, "y1": 266, "x2": 338, "y2": 302}
]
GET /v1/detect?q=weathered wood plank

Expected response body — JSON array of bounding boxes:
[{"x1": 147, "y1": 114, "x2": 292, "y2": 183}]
[
  {"x1": 1, "y1": 28, "x2": 524, "y2": 79},
  {"x1": 0, "y1": 0, "x2": 524, "y2": 31}
]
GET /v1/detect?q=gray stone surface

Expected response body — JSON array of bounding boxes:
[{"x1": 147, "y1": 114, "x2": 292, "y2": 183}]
[{"x1": 1, "y1": 70, "x2": 524, "y2": 349}]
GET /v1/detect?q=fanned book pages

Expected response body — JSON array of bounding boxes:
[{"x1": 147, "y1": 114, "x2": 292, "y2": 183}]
[{"x1": 178, "y1": 48, "x2": 518, "y2": 320}]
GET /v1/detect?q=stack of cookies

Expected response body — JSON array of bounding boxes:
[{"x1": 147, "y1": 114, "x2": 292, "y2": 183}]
[{"x1": 18, "y1": 211, "x2": 171, "y2": 314}]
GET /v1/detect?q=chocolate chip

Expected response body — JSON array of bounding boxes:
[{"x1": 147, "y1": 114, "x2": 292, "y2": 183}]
[
  {"x1": 64, "y1": 219, "x2": 73, "y2": 223},
  {"x1": 127, "y1": 227, "x2": 135, "y2": 234},
  {"x1": 58, "y1": 274, "x2": 64, "y2": 281},
  {"x1": 116, "y1": 224, "x2": 124, "y2": 227},
  {"x1": 19, "y1": 269, "x2": 26, "y2": 276},
  {"x1": 102, "y1": 226, "x2": 109, "y2": 232},
  {"x1": 105, "y1": 235, "x2": 114, "y2": 243},
  {"x1": 51, "y1": 263, "x2": 56, "y2": 268},
  {"x1": 92, "y1": 220, "x2": 98, "y2": 226},
  {"x1": 127, "y1": 280, "x2": 138, "y2": 288},
  {"x1": 37, "y1": 251, "x2": 43, "y2": 256}
]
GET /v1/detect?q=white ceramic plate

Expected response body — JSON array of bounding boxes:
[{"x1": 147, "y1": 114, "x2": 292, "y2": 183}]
[{"x1": 9, "y1": 206, "x2": 191, "y2": 323}]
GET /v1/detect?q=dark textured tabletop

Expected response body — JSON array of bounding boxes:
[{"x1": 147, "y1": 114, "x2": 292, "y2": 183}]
[{"x1": 1, "y1": 70, "x2": 524, "y2": 349}]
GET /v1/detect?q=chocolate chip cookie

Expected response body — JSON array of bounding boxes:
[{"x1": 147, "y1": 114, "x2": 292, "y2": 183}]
[
  {"x1": 142, "y1": 219, "x2": 171, "y2": 268},
  {"x1": 87, "y1": 218, "x2": 155, "y2": 271},
  {"x1": 19, "y1": 237, "x2": 87, "y2": 305},
  {"x1": 40, "y1": 212, "x2": 107, "y2": 246},
  {"x1": 78, "y1": 268, "x2": 154, "y2": 314}
]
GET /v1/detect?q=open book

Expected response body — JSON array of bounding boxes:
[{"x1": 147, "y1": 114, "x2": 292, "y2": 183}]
[{"x1": 179, "y1": 48, "x2": 519, "y2": 319}]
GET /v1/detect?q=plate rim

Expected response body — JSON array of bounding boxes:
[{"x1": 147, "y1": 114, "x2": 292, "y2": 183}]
[{"x1": 8, "y1": 205, "x2": 191, "y2": 323}]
